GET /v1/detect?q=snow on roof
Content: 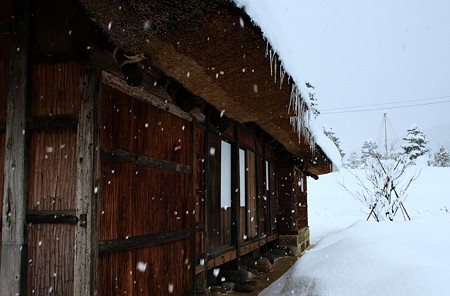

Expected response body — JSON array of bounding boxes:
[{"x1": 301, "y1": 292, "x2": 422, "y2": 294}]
[{"x1": 234, "y1": 0, "x2": 342, "y2": 169}]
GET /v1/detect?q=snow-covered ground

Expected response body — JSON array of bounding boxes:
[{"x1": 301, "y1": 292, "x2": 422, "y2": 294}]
[{"x1": 261, "y1": 166, "x2": 450, "y2": 296}]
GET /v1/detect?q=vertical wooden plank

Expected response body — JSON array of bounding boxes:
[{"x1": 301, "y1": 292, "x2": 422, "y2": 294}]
[
  {"x1": 246, "y1": 150, "x2": 257, "y2": 238},
  {"x1": 190, "y1": 119, "x2": 197, "y2": 293},
  {"x1": 230, "y1": 127, "x2": 241, "y2": 269},
  {"x1": 0, "y1": 0, "x2": 30, "y2": 295},
  {"x1": 269, "y1": 161, "x2": 277, "y2": 233},
  {"x1": 73, "y1": 65, "x2": 100, "y2": 296}
]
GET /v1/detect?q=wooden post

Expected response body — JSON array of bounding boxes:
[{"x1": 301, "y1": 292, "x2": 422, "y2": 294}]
[
  {"x1": 73, "y1": 65, "x2": 100, "y2": 296},
  {"x1": 231, "y1": 126, "x2": 241, "y2": 269},
  {"x1": 190, "y1": 119, "x2": 197, "y2": 293},
  {"x1": 0, "y1": 0, "x2": 30, "y2": 295}
]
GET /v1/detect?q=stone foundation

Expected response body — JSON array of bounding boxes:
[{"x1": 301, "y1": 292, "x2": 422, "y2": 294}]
[{"x1": 279, "y1": 227, "x2": 310, "y2": 256}]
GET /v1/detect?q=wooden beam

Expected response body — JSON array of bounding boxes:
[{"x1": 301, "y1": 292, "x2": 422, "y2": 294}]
[
  {"x1": 0, "y1": 22, "x2": 11, "y2": 36},
  {"x1": 98, "y1": 229, "x2": 191, "y2": 254},
  {"x1": 73, "y1": 65, "x2": 100, "y2": 296},
  {"x1": 0, "y1": 1, "x2": 31, "y2": 295},
  {"x1": 102, "y1": 70, "x2": 195, "y2": 122},
  {"x1": 26, "y1": 114, "x2": 78, "y2": 130},
  {"x1": 0, "y1": 119, "x2": 5, "y2": 132},
  {"x1": 26, "y1": 210, "x2": 78, "y2": 224},
  {"x1": 101, "y1": 149, "x2": 192, "y2": 174},
  {"x1": 267, "y1": 233, "x2": 278, "y2": 243},
  {"x1": 205, "y1": 248, "x2": 237, "y2": 270},
  {"x1": 31, "y1": 51, "x2": 71, "y2": 63}
]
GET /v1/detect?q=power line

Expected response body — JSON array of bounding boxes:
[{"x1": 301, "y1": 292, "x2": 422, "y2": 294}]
[
  {"x1": 320, "y1": 95, "x2": 450, "y2": 112},
  {"x1": 321, "y1": 98, "x2": 450, "y2": 115}
]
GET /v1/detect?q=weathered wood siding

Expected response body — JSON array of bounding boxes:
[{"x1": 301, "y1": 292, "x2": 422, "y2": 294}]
[
  {"x1": 98, "y1": 84, "x2": 193, "y2": 295},
  {"x1": 26, "y1": 63, "x2": 80, "y2": 295}
]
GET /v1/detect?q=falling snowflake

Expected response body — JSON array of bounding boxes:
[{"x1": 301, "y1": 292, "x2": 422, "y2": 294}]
[{"x1": 136, "y1": 262, "x2": 147, "y2": 272}]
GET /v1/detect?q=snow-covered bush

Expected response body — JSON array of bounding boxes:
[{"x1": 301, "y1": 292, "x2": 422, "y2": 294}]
[{"x1": 342, "y1": 155, "x2": 418, "y2": 221}]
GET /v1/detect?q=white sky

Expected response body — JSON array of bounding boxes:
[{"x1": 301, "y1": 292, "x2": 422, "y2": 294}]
[{"x1": 236, "y1": 0, "x2": 450, "y2": 154}]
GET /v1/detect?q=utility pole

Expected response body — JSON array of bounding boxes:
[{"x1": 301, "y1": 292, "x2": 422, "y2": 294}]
[{"x1": 384, "y1": 113, "x2": 388, "y2": 158}]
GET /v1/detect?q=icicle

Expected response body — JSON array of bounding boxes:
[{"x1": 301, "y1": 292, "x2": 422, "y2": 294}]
[
  {"x1": 265, "y1": 42, "x2": 269, "y2": 58},
  {"x1": 288, "y1": 86, "x2": 296, "y2": 113},
  {"x1": 280, "y1": 64, "x2": 286, "y2": 89},
  {"x1": 273, "y1": 53, "x2": 277, "y2": 83},
  {"x1": 269, "y1": 49, "x2": 273, "y2": 76}
]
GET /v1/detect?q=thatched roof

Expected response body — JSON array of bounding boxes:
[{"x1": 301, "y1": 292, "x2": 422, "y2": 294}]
[{"x1": 80, "y1": 0, "x2": 332, "y2": 174}]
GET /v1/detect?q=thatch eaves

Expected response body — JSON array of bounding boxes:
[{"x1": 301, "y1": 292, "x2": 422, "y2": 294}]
[{"x1": 80, "y1": 0, "x2": 333, "y2": 174}]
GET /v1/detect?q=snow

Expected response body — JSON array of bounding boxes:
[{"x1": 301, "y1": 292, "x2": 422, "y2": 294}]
[
  {"x1": 261, "y1": 166, "x2": 450, "y2": 296},
  {"x1": 233, "y1": 0, "x2": 342, "y2": 169}
]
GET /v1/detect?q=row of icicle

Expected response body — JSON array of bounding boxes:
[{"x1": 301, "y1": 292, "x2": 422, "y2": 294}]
[{"x1": 265, "y1": 42, "x2": 316, "y2": 154}]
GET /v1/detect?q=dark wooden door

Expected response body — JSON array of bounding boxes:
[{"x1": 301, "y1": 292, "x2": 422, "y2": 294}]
[{"x1": 97, "y1": 84, "x2": 194, "y2": 295}]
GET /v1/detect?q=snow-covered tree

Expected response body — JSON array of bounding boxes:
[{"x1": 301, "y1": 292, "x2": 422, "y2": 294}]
[
  {"x1": 305, "y1": 82, "x2": 320, "y2": 119},
  {"x1": 345, "y1": 152, "x2": 361, "y2": 169},
  {"x1": 401, "y1": 125, "x2": 430, "y2": 161},
  {"x1": 430, "y1": 146, "x2": 450, "y2": 167},
  {"x1": 323, "y1": 126, "x2": 345, "y2": 159},
  {"x1": 360, "y1": 140, "x2": 381, "y2": 165}
]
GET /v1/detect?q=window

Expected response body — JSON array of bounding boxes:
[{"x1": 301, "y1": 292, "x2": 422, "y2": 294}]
[
  {"x1": 206, "y1": 135, "x2": 232, "y2": 249},
  {"x1": 220, "y1": 141, "x2": 231, "y2": 209}
]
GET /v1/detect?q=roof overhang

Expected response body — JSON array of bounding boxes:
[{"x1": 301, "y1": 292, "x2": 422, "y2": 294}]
[{"x1": 80, "y1": 0, "x2": 333, "y2": 175}]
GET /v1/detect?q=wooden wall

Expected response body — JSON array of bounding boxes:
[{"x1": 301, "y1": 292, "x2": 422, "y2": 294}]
[
  {"x1": 26, "y1": 63, "x2": 80, "y2": 295},
  {"x1": 277, "y1": 166, "x2": 293, "y2": 233},
  {"x1": 277, "y1": 160, "x2": 308, "y2": 233},
  {"x1": 98, "y1": 85, "x2": 193, "y2": 295},
  {"x1": 295, "y1": 170, "x2": 308, "y2": 229}
]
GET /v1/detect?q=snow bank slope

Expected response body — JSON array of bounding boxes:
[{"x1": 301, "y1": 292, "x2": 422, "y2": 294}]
[
  {"x1": 260, "y1": 167, "x2": 450, "y2": 296},
  {"x1": 261, "y1": 216, "x2": 450, "y2": 296}
]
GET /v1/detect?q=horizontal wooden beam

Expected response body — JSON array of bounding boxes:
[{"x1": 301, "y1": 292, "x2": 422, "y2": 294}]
[
  {"x1": 99, "y1": 229, "x2": 191, "y2": 254},
  {"x1": 0, "y1": 22, "x2": 11, "y2": 35},
  {"x1": 240, "y1": 240, "x2": 260, "y2": 256},
  {"x1": 207, "y1": 249, "x2": 237, "y2": 270},
  {"x1": 32, "y1": 51, "x2": 71, "y2": 63},
  {"x1": 26, "y1": 210, "x2": 78, "y2": 224},
  {"x1": 266, "y1": 233, "x2": 278, "y2": 243},
  {"x1": 26, "y1": 115, "x2": 78, "y2": 130},
  {"x1": 101, "y1": 149, "x2": 192, "y2": 174},
  {"x1": 102, "y1": 70, "x2": 194, "y2": 120}
]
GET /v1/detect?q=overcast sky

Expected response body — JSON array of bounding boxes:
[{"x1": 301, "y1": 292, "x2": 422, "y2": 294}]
[{"x1": 238, "y1": 0, "x2": 450, "y2": 155}]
